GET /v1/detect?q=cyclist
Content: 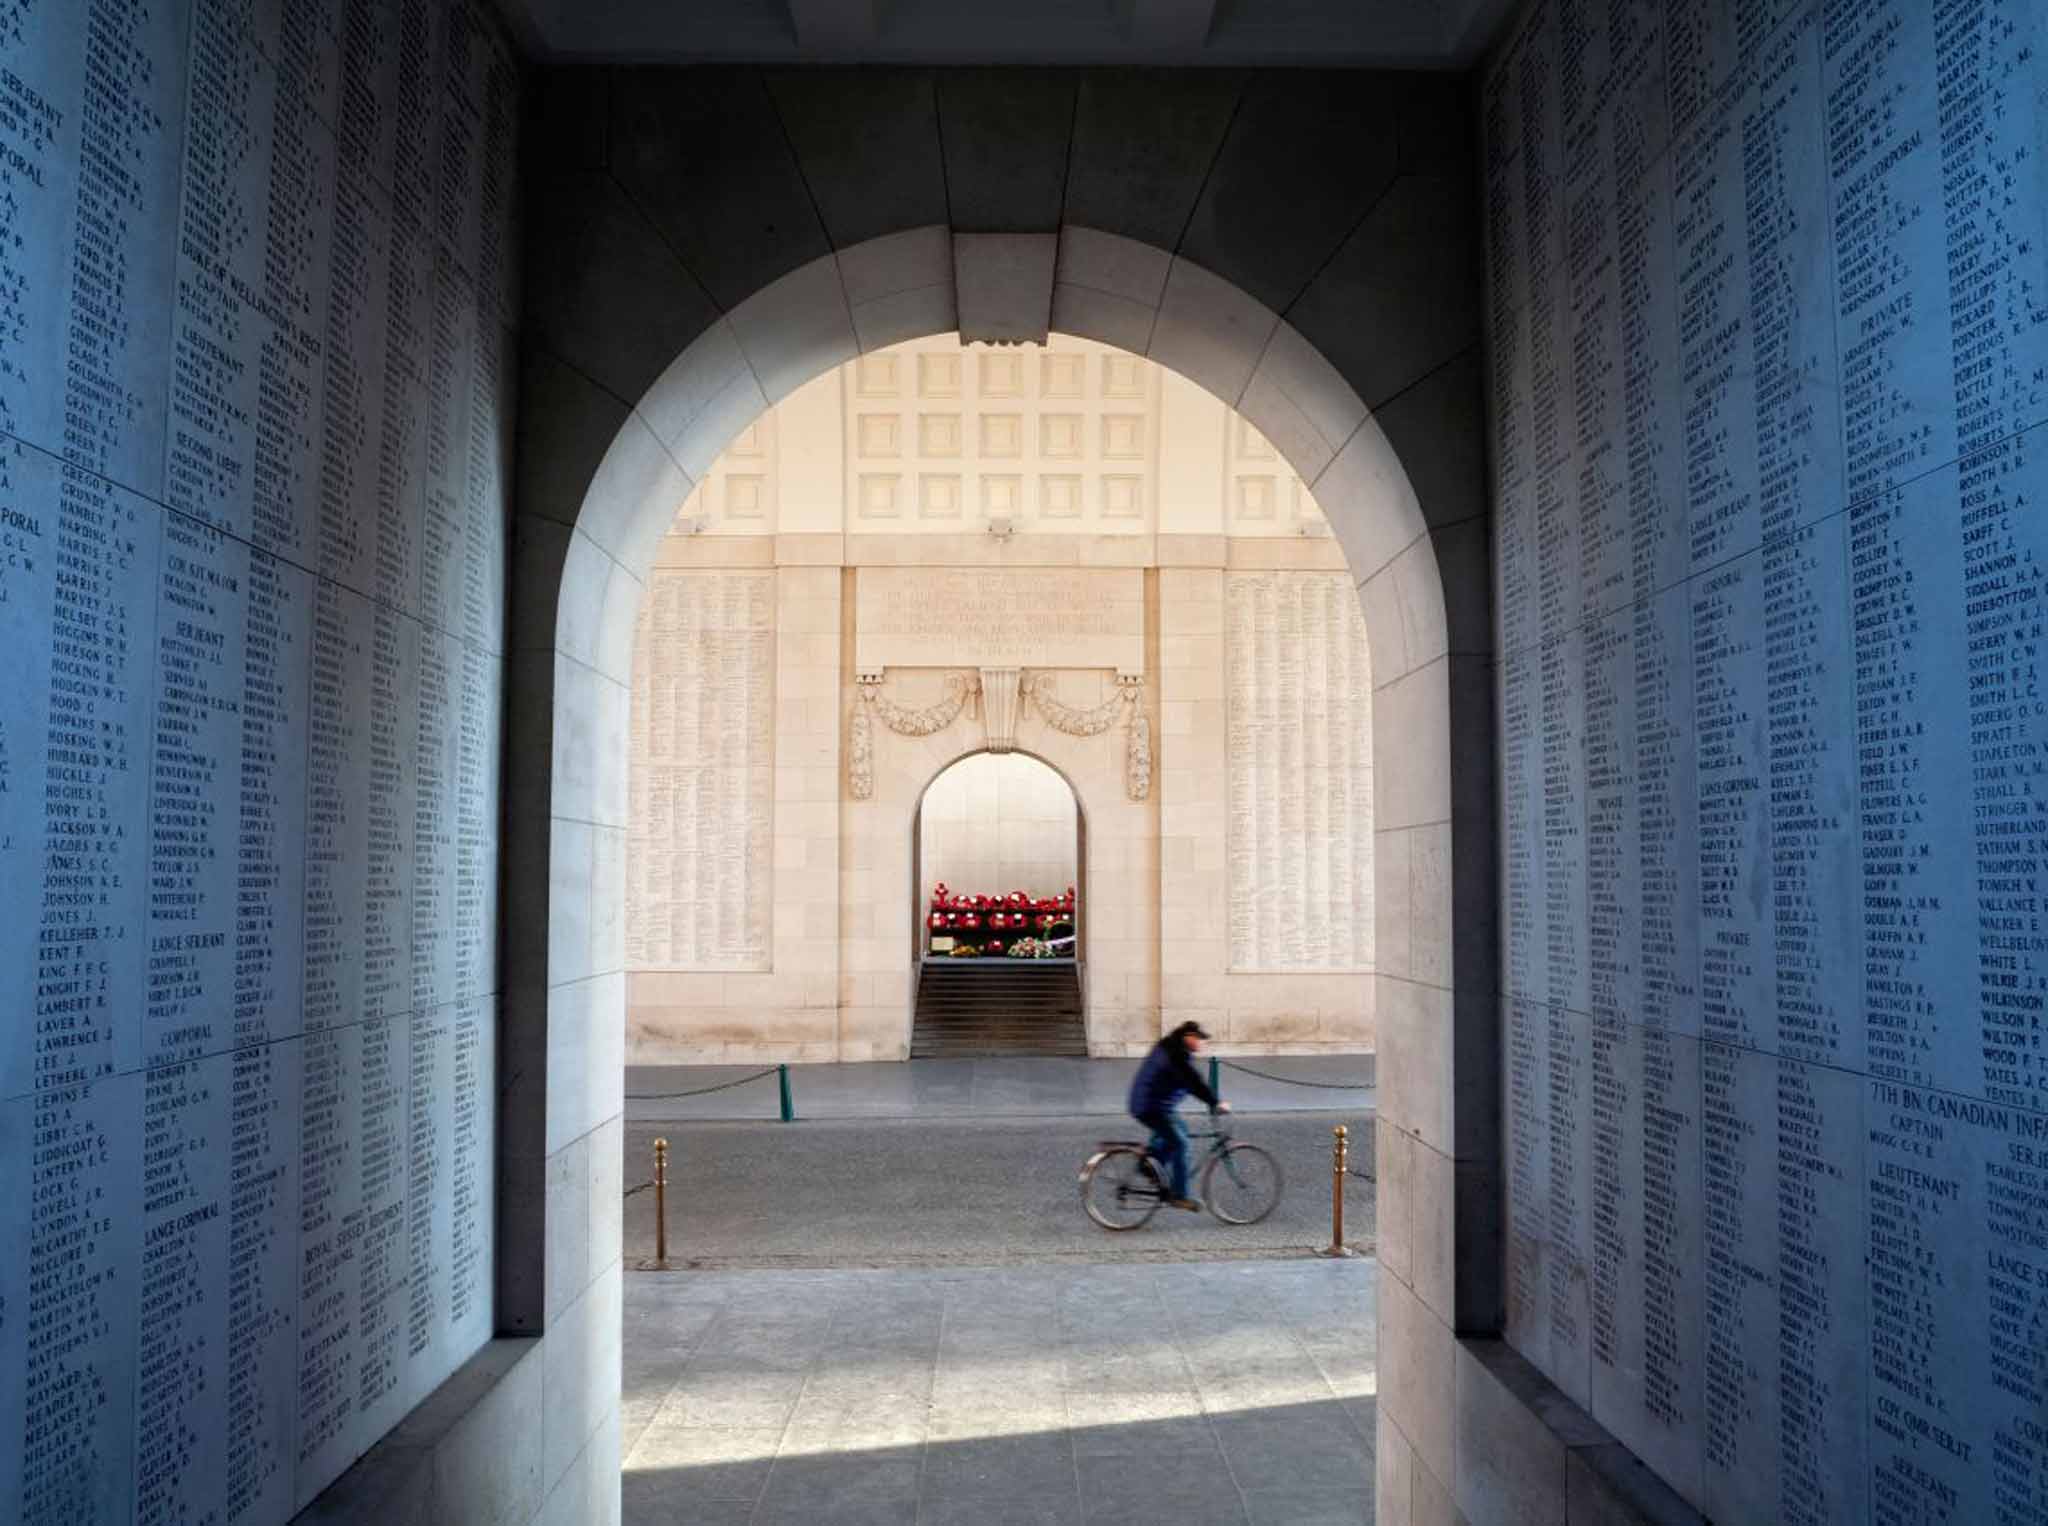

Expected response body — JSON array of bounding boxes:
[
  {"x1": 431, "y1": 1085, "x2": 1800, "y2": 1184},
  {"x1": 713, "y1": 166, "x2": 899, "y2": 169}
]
[{"x1": 1127, "y1": 1021, "x2": 1230, "y2": 1210}]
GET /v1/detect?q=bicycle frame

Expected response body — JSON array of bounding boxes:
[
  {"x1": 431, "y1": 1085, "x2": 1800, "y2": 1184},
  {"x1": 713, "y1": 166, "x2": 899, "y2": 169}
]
[
  {"x1": 1082, "y1": 1108, "x2": 1282, "y2": 1230},
  {"x1": 1137, "y1": 1110, "x2": 1233, "y2": 1190}
]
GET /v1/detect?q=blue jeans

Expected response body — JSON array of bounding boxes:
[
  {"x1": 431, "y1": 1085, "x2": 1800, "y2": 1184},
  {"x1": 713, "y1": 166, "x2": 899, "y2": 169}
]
[{"x1": 1139, "y1": 1109, "x2": 1190, "y2": 1198}]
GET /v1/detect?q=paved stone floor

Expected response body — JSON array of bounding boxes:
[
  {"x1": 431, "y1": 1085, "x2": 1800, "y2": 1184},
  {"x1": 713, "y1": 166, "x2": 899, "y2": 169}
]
[
  {"x1": 621, "y1": 1259, "x2": 1377, "y2": 1525},
  {"x1": 624, "y1": 1054, "x2": 1376, "y2": 1124},
  {"x1": 623, "y1": 1112, "x2": 1376, "y2": 1269}
]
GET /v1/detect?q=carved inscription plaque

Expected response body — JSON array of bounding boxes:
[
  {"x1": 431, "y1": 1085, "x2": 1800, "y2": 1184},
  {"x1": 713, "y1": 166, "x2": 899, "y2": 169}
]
[{"x1": 855, "y1": 567, "x2": 1145, "y2": 674}]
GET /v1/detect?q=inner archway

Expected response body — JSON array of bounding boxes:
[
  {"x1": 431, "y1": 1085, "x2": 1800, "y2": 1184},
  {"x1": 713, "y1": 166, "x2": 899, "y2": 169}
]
[
  {"x1": 515, "y1": 221, "x2": 1483, "y2": 1524},
  {"x1": 914, "y1": 750, "x2": 1085, "y2": 1056},
  {"x1": 614, "y1": 329, "x2": 1385, "y2": 1068}
]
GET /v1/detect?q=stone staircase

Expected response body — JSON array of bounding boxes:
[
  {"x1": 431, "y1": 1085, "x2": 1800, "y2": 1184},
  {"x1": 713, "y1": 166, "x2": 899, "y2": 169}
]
[{"x1": 910, "y1": 959, "x2": 1087, "y2": 1057}]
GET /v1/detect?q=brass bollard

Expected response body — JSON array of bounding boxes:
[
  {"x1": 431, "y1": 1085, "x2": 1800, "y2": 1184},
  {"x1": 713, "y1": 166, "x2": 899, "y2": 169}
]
[
  {"x1": 652, "y1": 1137, "x2": 671, "y2": 1270},
  {"x1": 1318, "y1": 1124, "x2": 1358, "y2": 1259}
]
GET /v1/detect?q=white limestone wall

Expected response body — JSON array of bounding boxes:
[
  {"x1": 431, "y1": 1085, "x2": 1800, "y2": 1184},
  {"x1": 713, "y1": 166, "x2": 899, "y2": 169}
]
[
  {"x1": 1157, "y1": 557, "x2": 1376, "y2": 1051},
  {"x1": 624, "y1": 529, "x2": 1378, "y2": 1062},
  {"x1": 625, "y1": 553, "x2": 844, "y2": 1059},
  {"x1": 621, "y1": 542, "x2": 1161, "y2": 1063},
  {"x1": 0, "y1": 3, "x2": 521, "y2": 1523},
  {"x1": 624, "y1": 336, "x2": 1380, "y2": 1062},
  {"x1": 859, "y1": 662, "x2": 1158, "y2": 1055},
  {"x1": 625, "y1": 569, "x2": 777, "y2": 970}
]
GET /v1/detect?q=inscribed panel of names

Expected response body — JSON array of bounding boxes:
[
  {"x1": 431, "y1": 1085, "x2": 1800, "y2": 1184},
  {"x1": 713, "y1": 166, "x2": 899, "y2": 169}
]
[
  {"x1": 628, "y1": 570, "x2": 777, "y2": 971},
  {"x1": 1484, "y1": 0, "x2": 2048, "y2": 1519},
  {"x1": 1223, "y1": 572, "x2": 1374, "y2": 972},
  {"x1": 0, "y1": 1, "x2": 517, "y2": 1520}
]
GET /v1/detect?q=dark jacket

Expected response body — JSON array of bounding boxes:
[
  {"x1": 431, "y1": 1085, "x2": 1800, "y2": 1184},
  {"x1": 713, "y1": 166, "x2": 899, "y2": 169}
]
[{"x1": 1128, "y1": 1036, "x2": 1218, "y2": 1120}]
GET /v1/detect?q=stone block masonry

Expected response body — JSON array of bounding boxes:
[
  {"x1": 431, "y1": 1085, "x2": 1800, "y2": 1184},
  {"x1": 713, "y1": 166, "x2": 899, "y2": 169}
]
[{"x1": 622, "y1": 337, "x2": 1381, "y2": 1064}]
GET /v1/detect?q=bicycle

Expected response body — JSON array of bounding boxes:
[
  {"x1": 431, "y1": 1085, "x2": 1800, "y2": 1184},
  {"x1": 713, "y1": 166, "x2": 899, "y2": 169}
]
[{"x1": 1078, "y1": 1109, "x2": 1283, "y2": 1230}]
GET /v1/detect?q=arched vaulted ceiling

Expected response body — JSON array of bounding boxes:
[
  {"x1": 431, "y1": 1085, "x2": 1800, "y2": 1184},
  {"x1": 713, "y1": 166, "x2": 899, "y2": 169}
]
[{"x1": 492, "y1": 0, "x2": 1520, "y2": 69}]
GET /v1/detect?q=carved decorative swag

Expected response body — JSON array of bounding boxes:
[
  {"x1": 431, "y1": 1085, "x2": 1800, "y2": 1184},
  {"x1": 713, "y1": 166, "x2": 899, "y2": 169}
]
[
  {"x1": 850, "y1": 671, "x2": 977, "y2": 801},
  {"x1": 1027, "y1": 672, "x2": 1152, "y2": 803},
  {"x1": 849, "y1": 670, "x2": 1151, "y2": 801}
]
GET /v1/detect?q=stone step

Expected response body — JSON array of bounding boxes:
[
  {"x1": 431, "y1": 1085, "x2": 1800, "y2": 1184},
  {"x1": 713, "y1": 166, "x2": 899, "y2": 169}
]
[
  {"x1": 910, "y1": 1023, "x2": 1087, "y2": 1035},
  {"x1": 917, "y1": 1001, "x2": 1075, "y2": 1010},
  {"x1": 911, "y1": 1011, "x2": 1084, "y2": 1021},
  {"x1": 912, "y1": 959, "x2": 1086, "y2": 1058},
  {"x1": 910, "y1": 1041, "x2": 1090, "y2": 1057},
  {"x1": 911, "y1": 1009, "x2": 1087, "y2": 1024}
]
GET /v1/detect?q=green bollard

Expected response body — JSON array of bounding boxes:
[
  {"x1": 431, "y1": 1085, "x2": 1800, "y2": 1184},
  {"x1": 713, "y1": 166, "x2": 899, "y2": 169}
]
[
  {"x1": 778, "y1": 1063, "x2": 795, "y2": 1123},
  {"x1": 1208, "y1": 1055, "x2": 1220, "y2": 1100}
]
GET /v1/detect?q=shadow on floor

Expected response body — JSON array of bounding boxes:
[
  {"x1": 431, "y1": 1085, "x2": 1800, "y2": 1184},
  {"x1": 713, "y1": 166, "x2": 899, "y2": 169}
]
[
  {"x1": 621, "y1": 1261, "x2": 1378, "y2": 1526},
  {"x1": 623, "y1": 1399, "x2": 1377, "y2": 1525}
]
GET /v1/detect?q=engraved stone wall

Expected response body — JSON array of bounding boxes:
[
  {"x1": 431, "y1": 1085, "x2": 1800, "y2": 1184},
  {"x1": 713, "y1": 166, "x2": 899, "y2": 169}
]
[
  {"x1": 1225, "y1": 572, "x2": 1374, "y2": 972},
  {"x1": 1485, "y1": 0, "x2": 2047, "y2": 1518},
  {"x1": 0, "y1": 1, "x2": 518, "y2": 1519},
  {"x1": 627, "y1": 571, "x2": 776, "y2": 971},
  {"x1": 627, "y1": 533, "x2": 1373, "y2": 1062},
  {"x1": 855, "y1": 566, "x2": 1146, "y2": 673}
]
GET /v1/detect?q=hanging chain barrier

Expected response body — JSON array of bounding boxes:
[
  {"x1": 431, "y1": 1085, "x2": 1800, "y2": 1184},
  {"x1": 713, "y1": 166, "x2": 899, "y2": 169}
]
[
  {"x1": 1214, "y1": 1057, "x2": 1374, "y2": 1091},
  {"x1": 626, "y1": 1065, "x2": 781, "y2": 1101},
  {"x1": 624, "y1": 1066, "x2": 800, "y2": 1202},
  {"x1": 1211, "y1": 1059, "x2": 1376, "y2": 1181}
]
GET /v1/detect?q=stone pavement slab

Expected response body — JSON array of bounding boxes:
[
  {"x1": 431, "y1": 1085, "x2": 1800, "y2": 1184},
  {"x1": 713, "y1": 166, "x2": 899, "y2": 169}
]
[{"x1": 621, "y1": 1259, "x2": 1376, "y2": 1526}]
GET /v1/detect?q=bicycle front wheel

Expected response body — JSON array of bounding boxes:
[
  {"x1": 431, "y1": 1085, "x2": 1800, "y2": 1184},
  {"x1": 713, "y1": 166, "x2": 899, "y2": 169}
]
[
  {"x1": 1203, "y1": 1142, "x2": 1282, "y2": 1225},
  {"x1": 1081, "y1": 1146, "x2": 1165, "y2": 1230}
]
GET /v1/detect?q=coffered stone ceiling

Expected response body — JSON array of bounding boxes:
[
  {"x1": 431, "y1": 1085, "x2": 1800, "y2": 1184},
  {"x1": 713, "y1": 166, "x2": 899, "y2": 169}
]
[
  {"x1": 493, "y1": 0, "x2": 1517, "y2": 67},
  {"x1": 672, "y1": 335, "x2": 1334, "y2": 539}
]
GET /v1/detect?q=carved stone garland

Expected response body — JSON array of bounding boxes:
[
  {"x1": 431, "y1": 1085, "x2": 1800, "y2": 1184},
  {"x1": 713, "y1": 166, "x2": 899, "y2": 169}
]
[
  {"x1": 1124, "y1": 682, "x2": 1153, "y2": 803},
  {"x1": 1024, "y1": 672, "x2": 1152, "y2": 802},
  {"x1": 850, "y1": 669, "x2": 1152, "y2": 801},
  {"x1": 850, "y1": 671, "x2": 977, "y2": 799},
  {"x1": 1020, "y1": 670, "x2": 1122, "y2": 736}
]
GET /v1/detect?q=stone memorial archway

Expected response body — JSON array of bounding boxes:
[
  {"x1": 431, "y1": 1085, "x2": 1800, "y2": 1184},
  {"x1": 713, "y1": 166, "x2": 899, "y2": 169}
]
[{"x1": 506, "y1": 204, "x2": 1491, "y2": 1520}]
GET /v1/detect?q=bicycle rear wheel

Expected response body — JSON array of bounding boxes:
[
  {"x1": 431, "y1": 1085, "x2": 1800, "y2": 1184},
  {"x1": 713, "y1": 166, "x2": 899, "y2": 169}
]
[
  {"x1": 1203, "y1": 1142, "x2": 1282, "y2": 1225},
  {"x1": 1081, "y1": 1146, "x2": 1165, "y2": 1230}
]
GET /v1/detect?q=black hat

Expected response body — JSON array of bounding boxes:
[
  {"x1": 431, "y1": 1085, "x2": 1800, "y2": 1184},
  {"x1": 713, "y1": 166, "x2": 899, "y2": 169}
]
[{"x1": 1173, "y1": 1020, "x2": 1210, "y2": 1041}]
